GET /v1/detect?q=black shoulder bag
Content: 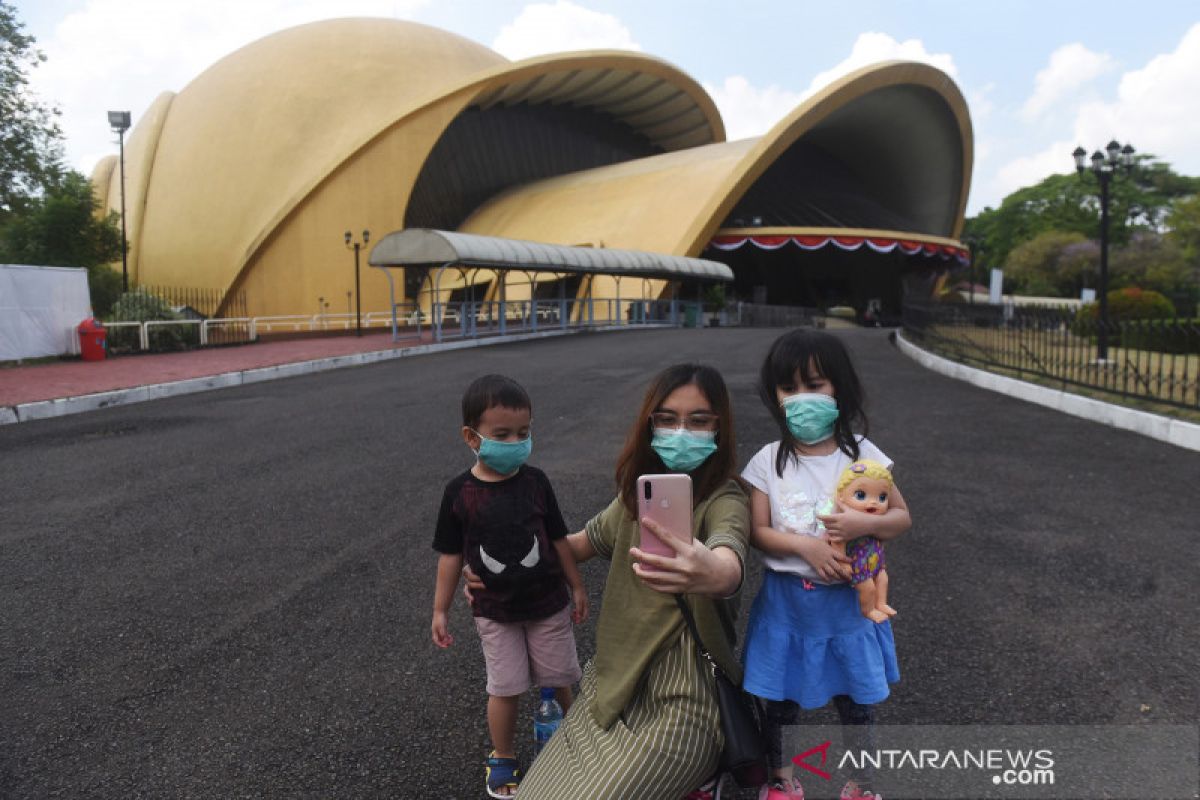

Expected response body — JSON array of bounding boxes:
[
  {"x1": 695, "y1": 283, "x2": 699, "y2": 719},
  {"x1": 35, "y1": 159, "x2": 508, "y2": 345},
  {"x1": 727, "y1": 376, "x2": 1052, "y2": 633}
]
[{"x1": 674, "y1": 594, "x2": 768, "y2": 789}]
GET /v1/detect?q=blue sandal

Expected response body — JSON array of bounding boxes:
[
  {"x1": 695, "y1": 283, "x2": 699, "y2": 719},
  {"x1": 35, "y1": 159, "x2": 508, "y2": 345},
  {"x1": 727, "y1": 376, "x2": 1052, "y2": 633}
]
[{"x1": 485, "y1": 751, "x2": 522, "y2": 798}]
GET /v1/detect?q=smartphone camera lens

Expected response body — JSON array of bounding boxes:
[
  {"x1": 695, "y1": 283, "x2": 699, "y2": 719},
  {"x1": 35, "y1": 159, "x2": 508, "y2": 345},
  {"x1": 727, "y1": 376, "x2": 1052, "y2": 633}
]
[{"x1": 643, "y1": 481, "x2": 652, "y2": 500}]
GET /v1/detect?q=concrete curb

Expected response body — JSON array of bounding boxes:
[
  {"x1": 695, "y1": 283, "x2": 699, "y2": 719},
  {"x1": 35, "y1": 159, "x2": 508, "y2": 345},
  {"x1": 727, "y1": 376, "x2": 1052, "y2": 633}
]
[
  {"x1": 894, "y1": 330, "x2": 1200, "y2": 453},
  {"x1": 3, "y1": 325, "x2": 635, "y2": 426}
]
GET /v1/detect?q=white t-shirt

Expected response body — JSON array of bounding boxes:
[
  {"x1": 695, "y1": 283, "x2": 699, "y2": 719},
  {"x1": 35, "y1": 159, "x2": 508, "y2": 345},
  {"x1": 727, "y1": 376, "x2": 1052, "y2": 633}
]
[{"x1": 741, "y1": 437, "x2": 892, "y2": 583}]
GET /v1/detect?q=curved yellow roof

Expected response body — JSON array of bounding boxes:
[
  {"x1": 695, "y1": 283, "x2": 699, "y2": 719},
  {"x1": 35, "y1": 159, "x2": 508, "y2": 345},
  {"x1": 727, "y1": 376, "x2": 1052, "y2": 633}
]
[
  {"x1": 461, "y1": 61, "x2": 971, "y2": 254},
  {"x1": 135, "y1": 18, "x2": 507, "y2": 291}
]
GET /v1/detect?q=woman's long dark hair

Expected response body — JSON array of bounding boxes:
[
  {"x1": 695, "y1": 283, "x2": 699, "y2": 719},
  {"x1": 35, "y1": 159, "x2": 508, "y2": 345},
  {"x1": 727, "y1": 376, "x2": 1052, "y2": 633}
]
[
  {"x1": 615, "y1": 364, "x2": 738, "y2": 517},
  {"x1": 758, "y1": 329, "x2": 867, "y2": 476}
]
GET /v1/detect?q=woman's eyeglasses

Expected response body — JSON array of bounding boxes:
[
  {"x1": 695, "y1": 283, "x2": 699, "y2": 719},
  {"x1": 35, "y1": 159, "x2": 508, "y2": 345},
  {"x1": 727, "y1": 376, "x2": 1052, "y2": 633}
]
[{"x1": 650, "y1": 411, "x2": 718, "y2": 431}]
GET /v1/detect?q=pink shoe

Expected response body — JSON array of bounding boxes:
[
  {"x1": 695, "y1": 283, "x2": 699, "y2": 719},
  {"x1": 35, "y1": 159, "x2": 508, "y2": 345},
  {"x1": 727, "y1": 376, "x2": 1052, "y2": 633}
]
[
  {"x1": 758, "y1": 777, "x2": 804, "y2": 800},
  {"x1": 839, "y1": 780, "x2": 881, "y2": 799},
  {"x1": 682, "y1": 774, "x2": 722, "y2": 800}
]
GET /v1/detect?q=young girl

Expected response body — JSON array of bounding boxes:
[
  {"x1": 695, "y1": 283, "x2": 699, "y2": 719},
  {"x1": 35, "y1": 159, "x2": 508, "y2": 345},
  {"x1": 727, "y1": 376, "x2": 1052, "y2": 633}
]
[{"x1": 741, "y1": 330, "x2": 911, "y2": 800}]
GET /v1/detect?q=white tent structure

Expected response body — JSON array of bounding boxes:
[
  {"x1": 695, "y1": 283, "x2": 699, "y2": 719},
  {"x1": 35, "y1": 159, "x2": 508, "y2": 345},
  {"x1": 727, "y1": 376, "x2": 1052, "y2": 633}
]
[{"x1": 0, "y1": 265, "x2": 92, "y2": 361}]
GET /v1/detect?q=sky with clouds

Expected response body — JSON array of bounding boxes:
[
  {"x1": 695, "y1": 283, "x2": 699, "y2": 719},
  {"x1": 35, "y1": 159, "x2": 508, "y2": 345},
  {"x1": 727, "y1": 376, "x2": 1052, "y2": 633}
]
[{"x1": 12, "y1": 0, "x2": 1200, "y2": 216}]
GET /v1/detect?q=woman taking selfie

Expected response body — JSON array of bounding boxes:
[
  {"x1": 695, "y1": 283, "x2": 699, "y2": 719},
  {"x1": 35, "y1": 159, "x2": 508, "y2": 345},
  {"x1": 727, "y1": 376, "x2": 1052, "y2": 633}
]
[{"x1": 515, "y1": 362, "x2": 750, "y2": 799}]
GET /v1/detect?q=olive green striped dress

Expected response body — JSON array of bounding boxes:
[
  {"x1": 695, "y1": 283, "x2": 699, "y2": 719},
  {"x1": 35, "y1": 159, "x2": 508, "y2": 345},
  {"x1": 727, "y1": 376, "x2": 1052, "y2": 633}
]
[{"x1": 519, "y1": 480, "x2": 750, "y2": 799}]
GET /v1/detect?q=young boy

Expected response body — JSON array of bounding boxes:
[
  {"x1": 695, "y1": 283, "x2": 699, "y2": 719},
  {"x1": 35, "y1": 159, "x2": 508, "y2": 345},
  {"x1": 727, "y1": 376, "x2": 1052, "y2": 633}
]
[{"x1": 430, "y1": 374, "x2": 587, "y2": 799}]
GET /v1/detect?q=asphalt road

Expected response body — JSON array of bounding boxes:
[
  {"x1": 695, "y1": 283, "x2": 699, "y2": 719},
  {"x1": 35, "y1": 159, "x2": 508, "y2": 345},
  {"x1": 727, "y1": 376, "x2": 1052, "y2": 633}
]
[{"x1": 1, "y1": 327, "x2": 1196, "y2": 799}]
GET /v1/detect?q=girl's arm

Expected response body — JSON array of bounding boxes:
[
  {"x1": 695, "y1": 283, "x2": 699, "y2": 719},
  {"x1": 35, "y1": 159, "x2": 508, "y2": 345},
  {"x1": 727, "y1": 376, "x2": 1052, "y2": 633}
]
[
  {"x1": 821, "y1": 484, "x2": 912, "y2": 544},
  {"x1": 431, "y1": 552, "x2": 463, "y2": 648},
  {"x1": 748, "y1": 488, "x2": 851, "y2": 582},
  {"x1": 552, "y1": 537, "x2": 590, "y2": 623}
]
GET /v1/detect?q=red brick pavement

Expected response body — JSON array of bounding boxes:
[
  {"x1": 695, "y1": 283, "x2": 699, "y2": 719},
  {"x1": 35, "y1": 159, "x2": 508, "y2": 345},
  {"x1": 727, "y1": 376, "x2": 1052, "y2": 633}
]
[{"x1": 0, "y1": 331, "x2": 431, "y2": 407}]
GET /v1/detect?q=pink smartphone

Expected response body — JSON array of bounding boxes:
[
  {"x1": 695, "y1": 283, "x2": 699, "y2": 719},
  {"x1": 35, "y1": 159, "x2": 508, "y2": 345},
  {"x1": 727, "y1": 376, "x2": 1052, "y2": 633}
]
[{"x1": 636, "y1": 474, "x2": 693, "y2": 562}]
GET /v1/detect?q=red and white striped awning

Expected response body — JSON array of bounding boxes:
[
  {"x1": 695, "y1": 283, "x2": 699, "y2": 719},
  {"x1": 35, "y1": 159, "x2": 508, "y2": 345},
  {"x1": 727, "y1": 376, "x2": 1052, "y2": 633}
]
[{"x1": 708, "y1": 234, "x2": 969, "y2": 265}]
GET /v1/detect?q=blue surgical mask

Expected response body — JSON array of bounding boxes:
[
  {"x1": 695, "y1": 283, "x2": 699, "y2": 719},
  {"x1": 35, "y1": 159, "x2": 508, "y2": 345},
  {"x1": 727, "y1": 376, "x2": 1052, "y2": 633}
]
[
  {"x1": 781, "y1": 393, "x2": 839, "y2": 444},
  {"x1": 651, "y1": 428, "x2": 717, "y2": 472},
  {"x1": 473, "y1": 432, "x2": 532, "y2": 475}
]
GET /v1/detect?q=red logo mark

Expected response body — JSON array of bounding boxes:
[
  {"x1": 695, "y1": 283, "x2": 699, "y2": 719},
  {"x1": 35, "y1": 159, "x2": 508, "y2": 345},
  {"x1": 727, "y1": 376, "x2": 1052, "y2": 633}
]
[{"x1": 792, "y1": 740, "x2": 833, "y2": 780}]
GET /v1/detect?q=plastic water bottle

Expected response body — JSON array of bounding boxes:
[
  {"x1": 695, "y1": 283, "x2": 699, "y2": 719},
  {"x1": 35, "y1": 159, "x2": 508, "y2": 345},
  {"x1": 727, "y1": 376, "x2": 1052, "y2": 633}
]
[{"x1": 533, "y1": 687, "x2": 563, "y2": 755}]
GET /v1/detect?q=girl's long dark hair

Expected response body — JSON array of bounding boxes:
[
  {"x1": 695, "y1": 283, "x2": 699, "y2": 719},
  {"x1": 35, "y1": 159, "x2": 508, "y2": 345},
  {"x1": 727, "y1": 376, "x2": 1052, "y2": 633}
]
[
  {"x1": 758, "y1": 329, "x2": 868, "y2": 476},
  {"x1": 615, "y1": 364, "x2": 738, "y2": 517}
]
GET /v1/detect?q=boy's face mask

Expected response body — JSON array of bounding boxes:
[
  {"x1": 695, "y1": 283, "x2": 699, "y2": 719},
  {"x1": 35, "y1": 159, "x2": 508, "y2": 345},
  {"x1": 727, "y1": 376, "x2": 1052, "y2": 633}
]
[
  {"x1": 780, "y1": 392, "x2": 839, "y2": 444},
  {"x1": 472, "y1": 431, "x2": 532, "y2": 475}
]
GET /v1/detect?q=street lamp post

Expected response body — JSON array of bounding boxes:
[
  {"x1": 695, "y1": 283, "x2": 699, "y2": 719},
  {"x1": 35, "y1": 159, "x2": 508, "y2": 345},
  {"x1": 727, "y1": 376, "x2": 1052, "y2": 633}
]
[
  {"x1": 1073, "y1": 140, "x2": 1135, "y2": 362},
  {"x1": 107, "y1": 111, "x2": 132, "y2": 292},
  {"x1": 344, "y1": 229, "x2": 370, "y2": 336}
]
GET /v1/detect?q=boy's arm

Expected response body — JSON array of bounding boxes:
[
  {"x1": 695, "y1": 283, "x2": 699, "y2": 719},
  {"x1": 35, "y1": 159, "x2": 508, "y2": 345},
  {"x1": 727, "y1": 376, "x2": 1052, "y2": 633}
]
[
  {"x1": 565, "y1": 529, "x2": 596, "y2": 563},
  {"x1": 431, "y1": 552, "x2": 463, "y2": 648},
  {"x1": 552, "y1": 538, "x2": 589, "y2": 623},
  {"x1": 821, "y1": 484, "x2": 912, "y2": 543}
]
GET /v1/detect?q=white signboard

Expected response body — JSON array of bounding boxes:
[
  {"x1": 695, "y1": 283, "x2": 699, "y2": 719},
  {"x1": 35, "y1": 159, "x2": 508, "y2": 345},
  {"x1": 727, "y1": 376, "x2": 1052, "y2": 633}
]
[
  {"x1": 0, "y1": 264, "x2": 92, "y2": 361},
  {"x1": 989, "y1": 268, "x2": 1004, "y2": 305}
]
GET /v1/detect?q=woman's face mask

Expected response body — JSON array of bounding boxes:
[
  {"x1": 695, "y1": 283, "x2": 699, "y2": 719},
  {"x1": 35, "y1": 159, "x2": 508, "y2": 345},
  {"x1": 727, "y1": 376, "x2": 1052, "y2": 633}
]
[
  {"x1": 651, "y1": 428, "x2": 717, "y2": 472},
  {"x1": 780, "y1": 392, "x2": 839, "y2": 444}
]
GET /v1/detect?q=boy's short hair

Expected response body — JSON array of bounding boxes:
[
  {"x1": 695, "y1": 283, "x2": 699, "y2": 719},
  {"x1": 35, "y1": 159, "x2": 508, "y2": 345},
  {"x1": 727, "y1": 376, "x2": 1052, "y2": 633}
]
[{"x1": 462, "y1": 374, "x2": 531, "y2": 428}]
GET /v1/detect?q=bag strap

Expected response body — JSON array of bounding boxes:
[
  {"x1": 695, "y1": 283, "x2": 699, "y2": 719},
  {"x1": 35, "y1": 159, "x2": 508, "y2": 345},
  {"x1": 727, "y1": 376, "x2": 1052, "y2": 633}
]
[{"x1": 674, "y1": 594, "x2": 721, "y2": 677}]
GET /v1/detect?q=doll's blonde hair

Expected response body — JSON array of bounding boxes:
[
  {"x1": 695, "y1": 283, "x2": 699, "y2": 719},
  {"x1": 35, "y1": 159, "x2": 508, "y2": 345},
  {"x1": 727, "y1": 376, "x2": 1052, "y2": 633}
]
[{"x1": 836, "y1": 459, "x2": 893, "y2": 494}]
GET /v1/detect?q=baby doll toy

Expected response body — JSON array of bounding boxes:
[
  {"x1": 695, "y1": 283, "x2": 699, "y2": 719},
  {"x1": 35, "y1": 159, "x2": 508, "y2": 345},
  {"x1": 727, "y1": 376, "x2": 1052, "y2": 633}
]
[{"x1": 834, "y1": 460, "x2": 898, "y2": 623}]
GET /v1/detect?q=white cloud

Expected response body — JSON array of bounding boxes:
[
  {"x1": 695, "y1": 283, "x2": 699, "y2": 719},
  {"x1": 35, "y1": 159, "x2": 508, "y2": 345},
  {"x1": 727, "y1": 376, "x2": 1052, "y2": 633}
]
[
  {"x1": 805, "y1": 32, "x2": 957, "y2": 95},
  {"x1": 28, "y1": 0, "x2": 430, "y2": 174},
  {"x1": 492, "y1": 1, "x2": 640, "y2": 61},
  {"x1": 983, "y1": 22, "x2": 1200, "y2": 210},
  {"x1": 703, "y1": 33, "x2": 957, "y2": 143},
  {"x1": 701, "y1": 76, "x2": 805, "y2": 142},
  {"x1": 1021, "y1": 43, "x2": 1113, "y2": 121},
  {"x1": 1075, "y1": 22, "x2": 1200, "y2": 171}
]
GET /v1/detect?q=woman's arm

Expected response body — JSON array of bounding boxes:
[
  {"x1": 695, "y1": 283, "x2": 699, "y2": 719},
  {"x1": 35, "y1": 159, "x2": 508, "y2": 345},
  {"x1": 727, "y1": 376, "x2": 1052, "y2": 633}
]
[{"x1": 820, "y1": 484, "x2": 912, "y2": 544}]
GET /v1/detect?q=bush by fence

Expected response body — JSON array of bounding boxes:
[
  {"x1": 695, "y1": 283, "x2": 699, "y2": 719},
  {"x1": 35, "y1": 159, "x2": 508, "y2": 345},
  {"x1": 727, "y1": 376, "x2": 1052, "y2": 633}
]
[{"x1": 903, "y1": 301, "x2": 1199, "y2": 412}]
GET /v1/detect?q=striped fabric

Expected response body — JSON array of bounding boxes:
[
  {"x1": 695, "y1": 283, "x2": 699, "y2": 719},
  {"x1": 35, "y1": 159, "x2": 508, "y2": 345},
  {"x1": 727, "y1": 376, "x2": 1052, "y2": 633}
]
[{"x1": 519, "y1": 628, "x2": 722, "y2": 799}]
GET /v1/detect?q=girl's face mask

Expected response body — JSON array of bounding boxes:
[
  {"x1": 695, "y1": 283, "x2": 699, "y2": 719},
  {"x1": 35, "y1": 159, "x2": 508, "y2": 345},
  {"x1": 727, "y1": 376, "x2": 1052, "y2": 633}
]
[
  {"x1": 651, "y1": 428, "x2": 717, "y2": 472},
  {"x1": 780, "y1": 392, "x2": 839, "y2": 444}
]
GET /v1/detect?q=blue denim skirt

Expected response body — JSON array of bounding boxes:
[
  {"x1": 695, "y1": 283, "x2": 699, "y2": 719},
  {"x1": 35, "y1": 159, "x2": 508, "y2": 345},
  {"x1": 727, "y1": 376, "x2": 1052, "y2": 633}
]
[{"x1": 742, "y1": 569, "x2": 900, "y2": 709}]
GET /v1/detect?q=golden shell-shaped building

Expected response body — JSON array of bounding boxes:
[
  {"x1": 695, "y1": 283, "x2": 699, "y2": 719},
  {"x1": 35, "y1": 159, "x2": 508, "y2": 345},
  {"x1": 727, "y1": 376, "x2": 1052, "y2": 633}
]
[{"x1": 92, "y1": 17, "x2": 972, "y2": 319}]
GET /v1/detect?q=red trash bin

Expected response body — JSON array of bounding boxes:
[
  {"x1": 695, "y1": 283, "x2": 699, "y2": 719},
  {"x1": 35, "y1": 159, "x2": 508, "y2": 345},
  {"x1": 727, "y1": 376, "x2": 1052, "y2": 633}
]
[{"x1": 78, "y1": 317, "x2": 108, "y2": 361}]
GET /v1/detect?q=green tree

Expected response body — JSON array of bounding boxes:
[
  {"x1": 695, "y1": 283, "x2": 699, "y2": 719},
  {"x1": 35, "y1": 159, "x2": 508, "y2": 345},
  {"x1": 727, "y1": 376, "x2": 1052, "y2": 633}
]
[
  {"x1": 1002, "y1": 230, "x2": 1093, "y2": 296},
  {"x1": 1108, "y1": 231, "x2": 1194, "y2": 315},
  {"x1": 964, "y1": 157, "x2": 1200, "y2": 268},
  {"x1": 0, "y1": 170, "x2": 125, "y2": 314},
  {"x1": 0, "y1": 0, "x2": 63, "y2": 218}
]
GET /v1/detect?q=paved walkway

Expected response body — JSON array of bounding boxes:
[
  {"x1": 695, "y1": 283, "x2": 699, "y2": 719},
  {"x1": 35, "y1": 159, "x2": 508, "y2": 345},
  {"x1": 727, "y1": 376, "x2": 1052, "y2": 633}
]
[
  {"x1": 2, "y1": 327, "x2": 1196, "y2": 798},
  {"x1": 0, "y1": 331, "x2": 430, "y2": 407}
]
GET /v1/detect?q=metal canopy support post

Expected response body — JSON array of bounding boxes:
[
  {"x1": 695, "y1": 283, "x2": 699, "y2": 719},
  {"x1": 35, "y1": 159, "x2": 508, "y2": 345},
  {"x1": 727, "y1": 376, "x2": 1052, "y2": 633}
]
[
  {"x1": 499, "y1": 271, "x2": 507, "y2": 336},
  {"x1": 558, "y1": 273, "x2": 567, "y2": 330},
  {"x1": 383, "y1": 267, "x2": 399, "y2": 342},
  {"x1": 615, "y1": 276, "x2": 622, "y2": 326}
]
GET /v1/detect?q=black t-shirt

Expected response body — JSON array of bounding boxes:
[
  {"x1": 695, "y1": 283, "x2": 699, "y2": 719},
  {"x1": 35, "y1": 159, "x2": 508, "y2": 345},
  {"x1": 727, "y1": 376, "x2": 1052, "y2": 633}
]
[{"x1": 432, "y1": 465, "x2": 570, "y2": 623}]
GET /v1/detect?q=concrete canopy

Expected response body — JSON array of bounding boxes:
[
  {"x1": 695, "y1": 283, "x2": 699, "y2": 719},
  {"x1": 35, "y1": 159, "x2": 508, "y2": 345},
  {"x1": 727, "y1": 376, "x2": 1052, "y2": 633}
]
[{"x1": 369, "y1": 229, "x2": 733, "y2": 282}]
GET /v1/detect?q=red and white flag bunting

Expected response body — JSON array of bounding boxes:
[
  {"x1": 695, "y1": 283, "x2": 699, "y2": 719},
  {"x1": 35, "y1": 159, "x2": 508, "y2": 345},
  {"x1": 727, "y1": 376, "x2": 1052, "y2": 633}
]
[{"x1": 709, "y1": 234, "x2": 968, "y2": 264}]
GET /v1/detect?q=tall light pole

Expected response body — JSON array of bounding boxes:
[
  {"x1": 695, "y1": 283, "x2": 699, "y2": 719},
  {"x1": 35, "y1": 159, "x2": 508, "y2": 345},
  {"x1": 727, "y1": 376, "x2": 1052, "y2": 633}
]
[
  {"x1": 344, "y1": 229, "x2": 370, "y2": 336},
  {"x1": 107, "y1": 111, "x2": 132, "y2": 292},
  {"x1": 1073, "y1": 140, "x2": 1135, "y2": 362}
]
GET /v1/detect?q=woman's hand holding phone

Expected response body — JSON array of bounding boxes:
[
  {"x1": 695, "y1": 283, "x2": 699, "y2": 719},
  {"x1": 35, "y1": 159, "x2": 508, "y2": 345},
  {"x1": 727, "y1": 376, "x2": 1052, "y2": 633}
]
[{"x1": 631, "y1": 519, "x2": 742, "y2": 597}]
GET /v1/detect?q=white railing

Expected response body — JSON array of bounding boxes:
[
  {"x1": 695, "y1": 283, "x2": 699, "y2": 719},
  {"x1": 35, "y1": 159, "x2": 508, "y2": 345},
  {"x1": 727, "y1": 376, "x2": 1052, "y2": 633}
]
[{"x1": 99, "y1": 299, "x2": 703, "y2": 352}]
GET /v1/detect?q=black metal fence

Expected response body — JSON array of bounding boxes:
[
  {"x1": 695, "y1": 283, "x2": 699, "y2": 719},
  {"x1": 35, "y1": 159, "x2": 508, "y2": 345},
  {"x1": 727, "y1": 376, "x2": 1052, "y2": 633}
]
[
  {"x1": 105, "y1": 286, "x2": 251, "y2": 352},
  {"x1": 902, "y1": 302, "x2": 1199, "y2": 412}
]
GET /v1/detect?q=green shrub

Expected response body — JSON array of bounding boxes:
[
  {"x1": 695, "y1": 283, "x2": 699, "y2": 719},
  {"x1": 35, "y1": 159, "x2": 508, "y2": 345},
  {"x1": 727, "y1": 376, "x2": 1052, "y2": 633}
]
[
  {"x1": 87, "y1": 265, "x2": 123, "y2": 317},
  {"x1": 1118, "y1": 318, "x2": 1199, "y2": 355},
  {"x1": 1078, "y1": 287, "x2": 1175, "y2": 322},
  {"x1": 105, "y1": 289, "x2": 198, "y2": 351}
]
